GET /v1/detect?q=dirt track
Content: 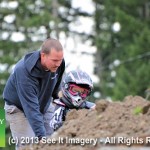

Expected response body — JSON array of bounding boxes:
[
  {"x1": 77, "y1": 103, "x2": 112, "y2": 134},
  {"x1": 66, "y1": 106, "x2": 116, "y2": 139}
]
[{"x1": 23, "y1": 95, "x2": 150, "y2": 150}]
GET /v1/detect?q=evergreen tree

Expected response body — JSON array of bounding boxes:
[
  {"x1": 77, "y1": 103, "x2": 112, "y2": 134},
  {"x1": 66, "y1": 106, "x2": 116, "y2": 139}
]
[
  {"x1": 93, "y1": 0, "x2": 150, "y2": 100},
  {"x1": 0, "y1": 0, "x2": 92, "y2": 104}
]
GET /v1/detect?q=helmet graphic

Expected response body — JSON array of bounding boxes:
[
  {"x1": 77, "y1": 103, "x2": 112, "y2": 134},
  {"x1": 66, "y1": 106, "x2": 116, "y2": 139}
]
[{"x1": 61, "y1": 70, "x2": 93, "y2": 108}]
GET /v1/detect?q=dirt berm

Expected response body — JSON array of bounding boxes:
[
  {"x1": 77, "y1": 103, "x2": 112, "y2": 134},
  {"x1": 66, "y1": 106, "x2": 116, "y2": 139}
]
[{"x1": 24, "y1": 95, "x2": 150, "y2": 150}]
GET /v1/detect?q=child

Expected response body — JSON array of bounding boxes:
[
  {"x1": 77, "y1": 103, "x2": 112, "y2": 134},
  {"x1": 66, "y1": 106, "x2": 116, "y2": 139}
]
[{"x1": 49, "y1": 70, "x2": 96, "y2": 133}]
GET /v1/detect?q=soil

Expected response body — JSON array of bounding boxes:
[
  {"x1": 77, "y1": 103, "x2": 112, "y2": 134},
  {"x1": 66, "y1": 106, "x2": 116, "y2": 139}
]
[{"x1": 23, "y1": 95, "x2": 150, "y2": 150}]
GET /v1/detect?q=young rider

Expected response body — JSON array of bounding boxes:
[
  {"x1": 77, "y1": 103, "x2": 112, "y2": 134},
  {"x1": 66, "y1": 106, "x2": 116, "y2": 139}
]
[{"x1": 49, "y1": 70, "x2": 96, "y2": 133}]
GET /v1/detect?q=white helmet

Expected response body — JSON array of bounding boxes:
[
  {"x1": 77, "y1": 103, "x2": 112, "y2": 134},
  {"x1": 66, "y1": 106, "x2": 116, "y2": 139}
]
[{"x1": 61, "y1": 70, "x2": 93, "y2": 108}]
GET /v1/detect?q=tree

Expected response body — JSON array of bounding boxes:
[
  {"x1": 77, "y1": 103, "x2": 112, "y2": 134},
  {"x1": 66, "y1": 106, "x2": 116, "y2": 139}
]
[
  {"x1": 93, "y1": 0, "x2": 150, "y2": 100},
  {"x1": 0, "y1": 0, "x2": 93, "y2": 104},
  {"x1": 0, "y1": 1, "x2": 94, "y2": 149}
]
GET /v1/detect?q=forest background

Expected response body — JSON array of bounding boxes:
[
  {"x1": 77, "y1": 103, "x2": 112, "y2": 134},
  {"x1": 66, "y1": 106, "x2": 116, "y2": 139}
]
[{"x1": 0, "y1": 0, "x2": 150, "y2": 149}]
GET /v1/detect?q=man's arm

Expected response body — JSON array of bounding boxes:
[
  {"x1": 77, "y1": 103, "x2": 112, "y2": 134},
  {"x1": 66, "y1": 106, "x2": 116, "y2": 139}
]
[{"x1": 16, "y1": 82, "x2": 46, "y2": 139}]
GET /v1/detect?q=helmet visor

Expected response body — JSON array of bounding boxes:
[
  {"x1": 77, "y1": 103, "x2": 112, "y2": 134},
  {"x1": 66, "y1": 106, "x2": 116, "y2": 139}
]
[{"x1": 68, "y1": 84, "x2": 90, "y2": 99}]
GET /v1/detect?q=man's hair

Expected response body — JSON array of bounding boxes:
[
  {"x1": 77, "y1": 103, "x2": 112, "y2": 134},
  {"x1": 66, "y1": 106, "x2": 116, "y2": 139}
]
[{"x1": 40, "y1": 38, "x2": 63, "y2": 54}]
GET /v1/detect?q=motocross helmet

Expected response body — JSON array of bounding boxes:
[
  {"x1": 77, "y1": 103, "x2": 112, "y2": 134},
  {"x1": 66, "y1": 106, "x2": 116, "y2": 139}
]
[{"x1": 61, "y1": 70, "x2": 93, "y2": 108}]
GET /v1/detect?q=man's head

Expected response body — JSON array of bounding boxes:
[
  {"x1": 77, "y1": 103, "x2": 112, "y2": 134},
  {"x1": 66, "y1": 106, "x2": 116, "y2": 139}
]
[
  {"x1": 61, "y1": 70, "x2": 93, "y2": 108},
  {"x1": 40, "y1": 38, "x2": 64, "y2": 72}
]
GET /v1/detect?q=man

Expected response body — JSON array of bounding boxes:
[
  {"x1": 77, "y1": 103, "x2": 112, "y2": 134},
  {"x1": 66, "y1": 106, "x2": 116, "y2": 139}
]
[
  {"x1": 3, "y1": 38, "x2": 65, "y2": 149},
  {"x1": 49, "y1": 70, "x2": 96, "y2": 133}
]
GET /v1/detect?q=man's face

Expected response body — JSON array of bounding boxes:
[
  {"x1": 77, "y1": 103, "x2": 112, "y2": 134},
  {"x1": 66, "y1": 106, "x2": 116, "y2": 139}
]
[{"x1": 41, "y1": 48, "x2": 64, "y2": 72}]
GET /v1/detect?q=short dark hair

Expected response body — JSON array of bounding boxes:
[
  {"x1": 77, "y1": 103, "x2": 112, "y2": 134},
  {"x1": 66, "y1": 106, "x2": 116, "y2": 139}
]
[{"x1": 40, "y1": 38, "x2": 63, "y2": 54}]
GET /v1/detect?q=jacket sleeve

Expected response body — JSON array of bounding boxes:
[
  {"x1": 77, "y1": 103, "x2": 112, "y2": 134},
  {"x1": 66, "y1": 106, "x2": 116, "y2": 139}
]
[{"x1": 15, "y1": 71, "x2": 46, "y2": 139}]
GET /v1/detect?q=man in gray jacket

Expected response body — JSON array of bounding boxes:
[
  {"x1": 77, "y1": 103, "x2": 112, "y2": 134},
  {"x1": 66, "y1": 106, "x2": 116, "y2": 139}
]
[{"x1": 3, "y1": 38, "x2": 65, "y2": 149}]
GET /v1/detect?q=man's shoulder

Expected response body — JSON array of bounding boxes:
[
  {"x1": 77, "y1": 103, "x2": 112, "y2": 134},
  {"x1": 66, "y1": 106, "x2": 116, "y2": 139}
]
[
  {"x1": 13, "y1": 51, "x2": 40, "y2": 78},
  {"x1": 12, "y1": 58, "x2": 25, "y2": 75}
]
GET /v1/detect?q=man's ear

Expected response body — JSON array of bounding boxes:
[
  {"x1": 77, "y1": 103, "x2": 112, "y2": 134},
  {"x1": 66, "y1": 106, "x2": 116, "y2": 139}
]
[
  {"x1": 40, "y1": 52, "x2": 47, "y2": 65},
  {"x1": 40, "y1": 52, "x2": 45, "y2": 59}
]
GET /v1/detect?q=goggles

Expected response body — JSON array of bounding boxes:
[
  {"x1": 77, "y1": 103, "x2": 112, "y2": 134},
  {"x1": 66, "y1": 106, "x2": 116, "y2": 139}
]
[{"x1": 68, "y1": 84, "x2": 90, "y2": 99}]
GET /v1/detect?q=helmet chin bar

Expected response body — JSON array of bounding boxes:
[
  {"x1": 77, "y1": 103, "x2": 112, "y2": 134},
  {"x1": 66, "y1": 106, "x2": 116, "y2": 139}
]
[
  {"x1": 61, "y1": 93, "x2": 85, "y2": 109},
  {"x1": 71, "y1": 95, "x2": 84, "y2": 107}
]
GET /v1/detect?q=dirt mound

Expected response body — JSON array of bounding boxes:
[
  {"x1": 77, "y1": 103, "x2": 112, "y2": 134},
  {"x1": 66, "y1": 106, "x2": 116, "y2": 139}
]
[{"x1": 23, "y1": 96, "x2": 150, "y2": 150}]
